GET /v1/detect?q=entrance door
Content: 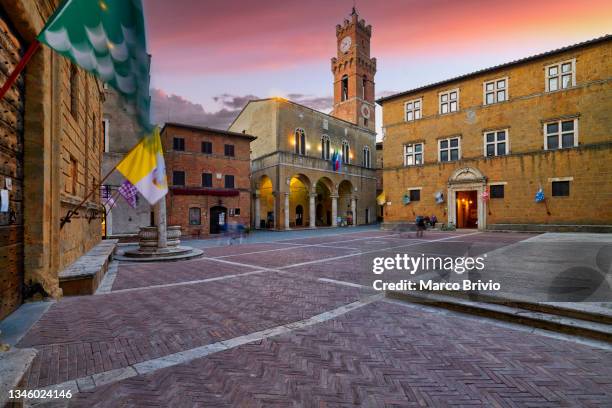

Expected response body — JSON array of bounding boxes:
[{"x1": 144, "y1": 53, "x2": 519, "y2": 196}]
[
  {"x1": 455, "y1": 191, "x2": 478, "y2": 228},
  {"x1": 210, "y1": 206, "x2": 227, "y2": 234},
  {"x1": 0, "y1": 12, "x2": 25, "y2": 319},
  {"x1": 365, "y1": 208, "x2": 370, "y2": 224},
  {"x1": 295, "y1": 205, "x2": 303, "y2": 226}
]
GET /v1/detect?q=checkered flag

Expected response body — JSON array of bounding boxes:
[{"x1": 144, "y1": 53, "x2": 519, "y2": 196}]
[
  {"x1": 118, "y1": 180, "x2": 138, "y2": 208},
  {"x1": 100, "y1": 185, "x2": 116, "y2": 209}
]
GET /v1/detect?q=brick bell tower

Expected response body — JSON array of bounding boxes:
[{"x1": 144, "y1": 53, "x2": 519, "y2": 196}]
[{"x1": 331, "y1": 7, "x2": 377, "y2": 131}]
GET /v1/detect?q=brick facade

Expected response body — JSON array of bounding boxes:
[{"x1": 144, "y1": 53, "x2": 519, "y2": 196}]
[
  {"x1": 160, "y1": 123, "x2": 254, "y2": 237},
  {"x1": 378, "y1": 36, "x2": 612, "y2": 231},
  {"x1": 0, "y1": 0, "x2": 104, "y2": 318}
]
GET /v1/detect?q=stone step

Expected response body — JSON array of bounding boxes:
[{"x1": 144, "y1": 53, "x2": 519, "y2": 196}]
[{"x1": 387, "y1": 290, "x2": 612, "y2": 343}]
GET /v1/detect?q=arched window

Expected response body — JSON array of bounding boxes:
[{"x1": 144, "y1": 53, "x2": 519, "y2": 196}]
[
  {"x1": 342, "y1": 140, "x2": 350, "y2": 164},
  {"x1": 341, "y1": 75, "x2": 349, "y2": 101},
  {"x1": 321, "y1": 135, "x2": 330, "y2": 160},
  {"x1": 362, "y1": 75, "x2": 367, "y2": 99},
  {"x1": 294, "y1": 128, "x2": 306, "y2": 155},
  {"x1": 363, "y1": 145, "x2": 371, "y2": 168}
]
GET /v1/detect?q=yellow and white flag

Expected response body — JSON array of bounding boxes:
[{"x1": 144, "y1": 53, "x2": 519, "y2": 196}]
[{"x1": 116, "y1": 128, "x2": 168, "y2": 205}]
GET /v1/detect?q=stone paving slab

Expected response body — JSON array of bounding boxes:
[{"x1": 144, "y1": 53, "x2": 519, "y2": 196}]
[
  {"x1": 68, "y1": 300, "x2": 612, "y2": 407},
  {"x1": 111, "y1": 258, "x2": 260, "y2": 290},
  {"x1": 17, "y1": 272, "x2": 368, "y2": 389}
]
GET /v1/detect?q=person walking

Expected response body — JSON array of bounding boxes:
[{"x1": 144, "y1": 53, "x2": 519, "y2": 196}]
[{"x1": 416, "y1": 215, "x2": 426, "y2": 238}]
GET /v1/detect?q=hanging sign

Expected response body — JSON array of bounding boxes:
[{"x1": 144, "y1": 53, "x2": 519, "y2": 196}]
[
  {"x1": 402, "y1": 193, "x2": 411, "y2": 205},
  {"x1": 435, "y1": 191, "x2": 444, "y2": 204}
]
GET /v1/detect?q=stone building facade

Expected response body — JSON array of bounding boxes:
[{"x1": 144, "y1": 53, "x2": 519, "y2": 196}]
[
  {"x1": 228, "y1": 9, "x2": 377, "y2": 230},
  {"x1": 102, "y1": 86, "x2": 152, "y2": 237},
  {"x1": 160, "y1": 123, "x2": 255, "y2": 237},
  {"x1": 377, "y1": 36, "x2": 612, "y2": 231},
  {"x1": 0, "y1": 0, "x2": 104, "y2": 319}
]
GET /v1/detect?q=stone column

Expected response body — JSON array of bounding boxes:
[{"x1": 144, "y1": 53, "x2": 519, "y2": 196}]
[
  {"x1": 284, "y1": 192, "x2": 290, "y2": 230},
  {"x1": 331, "y1": 194, "x2": 338, "y2": 227},
  {"x1": 351, "y1": 197, "x2": 357, "y2": 227},
  {"x1": 309, "y1": 193, "x2": 316, "y2": 228},
  {"x1": 254, "y1": 191, "x2": 261, "y2": 229},
  {"x1": 156, "y1": 198, "x2": 167, "y2": 249}
]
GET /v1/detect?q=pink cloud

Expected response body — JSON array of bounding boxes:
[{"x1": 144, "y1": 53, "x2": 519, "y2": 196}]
[{"x1": 144, "y1": 0, "x2": 612, "y2": 75}]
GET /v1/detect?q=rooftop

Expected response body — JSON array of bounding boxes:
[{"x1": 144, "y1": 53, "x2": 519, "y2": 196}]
[
  {"x1": 231, "y1": 97, "x2": 376, "y2": 136},
  {"x1": 376, "y1": 34, "x2": 611, "y2": 104},
  {"x1": 161, "y1": 122, "x2": 257, "y2": 141}
]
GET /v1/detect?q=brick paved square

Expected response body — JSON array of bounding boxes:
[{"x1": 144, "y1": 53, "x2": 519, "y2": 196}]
[{"x1": 11, "y1": 228, "x2": 612, "y2": 407}]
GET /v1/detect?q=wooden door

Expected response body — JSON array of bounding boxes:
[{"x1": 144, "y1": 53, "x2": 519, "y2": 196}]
[{"x1": 0, "y1": 9, "x2": 25, "y2": 319}]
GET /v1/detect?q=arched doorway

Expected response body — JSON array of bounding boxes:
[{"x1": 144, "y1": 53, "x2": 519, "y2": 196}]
[
  {"x1": 447, "y1": 167, "x2": 487, "y2": 230},
  {"x1": 289, "y1": 174, "x2": 311, "y2": 228},
  {"x1": 257, "y1": 175, "x2": 274, "y2": 229},
  {"x1": 315, "y1": 177, "x2": 333, "y2": 226},
  {"x1": 338, "y1": 180, "x2": 355, "y2": 225},
  {"x1": 210, "y1": 206, "x2": 227, "y2": 234}
]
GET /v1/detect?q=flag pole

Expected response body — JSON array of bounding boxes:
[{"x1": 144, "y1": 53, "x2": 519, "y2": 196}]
[
  {"x1": 60, "y1": 137, "x2": 146, "y2": 229},
  {"x1": 0, "y1": 40, "x2": 41, "y2": 101}
]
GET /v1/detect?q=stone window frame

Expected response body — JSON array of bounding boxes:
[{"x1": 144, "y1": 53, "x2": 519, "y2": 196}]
[
  {"x1": 224, "y1": 144, "x2": 235, "y2": 157},
  {"x1": 438, "y1": 136, "x2": 461, "y2": 162},
  {"x1": 483, "y1": 128, "x2": 510, "y2": 157},
  {"x1": 201, "y1": 141, "x2": 213, "y2": 154},
  {"x1": 362, "y1": 145, "x2": 371, "y2": 168},
  {"x1": 409, "y1": 188, "x2": 421, "y2": 202},
  {"x1": 543, "y1": 118, "x2": 578, "y2": 150},
  {"x1": 341, "y1": 139, "x2": 350, "y2": 164},
  {"x1": 438, "y1": 88, "x2": 459, "y2": 115},
  {"x1": 551, "y1": 180, "x2": 570, "y2": 197},
  {"x1": 172, "y1": 170, "x2": 185, "y2": 186},
  {"x1": 189, "y1": 207, "x2": 201, "y2": 225},
  {"x1": 489, "y1": 184, "x2": 505, "y2": 199},
  {"x1": 545, "y1": 58, "x2": 576, "y2": 92},
  {"x1": 403, "y1": 142, "x2": 424, "y2": 166},
  {"x1": 202, "y1": 172, "x2": 213, "y2": 188},
  {"x1": 224, "y1": 174, "x2": 235, "y2": 189},
  {"x1": 483, "y1": 77, "x2": 508, "y2": 105},
  {"x1": 173, "y1": 137, "x2": 185, "y2": 151},
  {"x1": 404, "y1": 97, "x2": 422, "y2": 122},
  {"x1": 321, "y1": 135, "x2": 331, "y2": 160},
  {"x1": 294, "y1": 128, "x2": 306, "y2": 156}
]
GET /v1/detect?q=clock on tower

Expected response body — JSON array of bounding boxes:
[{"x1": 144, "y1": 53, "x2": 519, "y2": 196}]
[{"x1": 330, "y1": 7, "x2": 376, "y2": 131}]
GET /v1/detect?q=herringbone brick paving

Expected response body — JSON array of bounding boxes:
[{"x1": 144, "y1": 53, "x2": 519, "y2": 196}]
[
  {"x1": 69, "y1": 300, "x2": 612, "y2": 407},
  {"x1": 14, "y1": 229, "x2": 611, "y2": 407},
  {"x1": 112, "y1": 258, "x2": 260, "y2": 290},
  {"x1": 18, "y1": 272, "x2": 368, "y2": 388}
]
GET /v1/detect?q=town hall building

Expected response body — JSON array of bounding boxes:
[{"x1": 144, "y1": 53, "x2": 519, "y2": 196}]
[
  {"x1": 229, "y1": 8, "x2": 377, "y2": 230},
  {"x1": 377, "y1": 35, "x2": 611, "y2": 231}
]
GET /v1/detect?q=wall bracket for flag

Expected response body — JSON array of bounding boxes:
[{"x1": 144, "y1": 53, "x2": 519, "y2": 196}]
[{"x1": 0, "y1": 40, "x2": 40, "y2": 101}]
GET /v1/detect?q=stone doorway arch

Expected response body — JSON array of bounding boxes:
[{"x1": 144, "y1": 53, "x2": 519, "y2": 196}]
[{"x1": 447, "y1": 167, "x2": 487, "y2": 230}]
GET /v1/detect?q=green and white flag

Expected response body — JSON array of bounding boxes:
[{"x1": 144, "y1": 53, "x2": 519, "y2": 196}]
[{"x1": 38, "y1": 0, "x2": 151, "y2": 129}]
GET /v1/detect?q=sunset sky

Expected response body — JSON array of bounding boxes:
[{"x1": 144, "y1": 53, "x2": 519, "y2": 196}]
[{"x1": 144, "y1": 0, "x2": 612, "y2": 135}]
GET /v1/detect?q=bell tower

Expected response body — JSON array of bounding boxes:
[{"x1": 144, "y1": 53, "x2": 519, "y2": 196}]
[{"x1": 330, "y1": 7, "x2": 376, "y2": 131}]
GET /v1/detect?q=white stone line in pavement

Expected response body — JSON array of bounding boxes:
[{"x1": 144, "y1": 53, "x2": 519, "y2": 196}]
[
  {"x1": 280, "y1": 232, "x2": 483, "y2": 270},
  {"x1": 99, "y1": 269, "x2": 268, "y2": 295},
  {"x1": 26, "y1": 294, "x2": 384, "y2": 407},
  {"x1": 317, "y1": 278, "x2": 369, "y2": 289},
  {"x1": 95, "y1": 261, "x2": 119, "y2": 294},
  {"x1": 204, "y1": 232, "x2": 481, "y2": 274}
]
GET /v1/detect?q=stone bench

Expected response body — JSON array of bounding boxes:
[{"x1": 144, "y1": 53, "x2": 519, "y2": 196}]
[{"x1": 59, "y1": 239, "x2": 118, "y2": 296}]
